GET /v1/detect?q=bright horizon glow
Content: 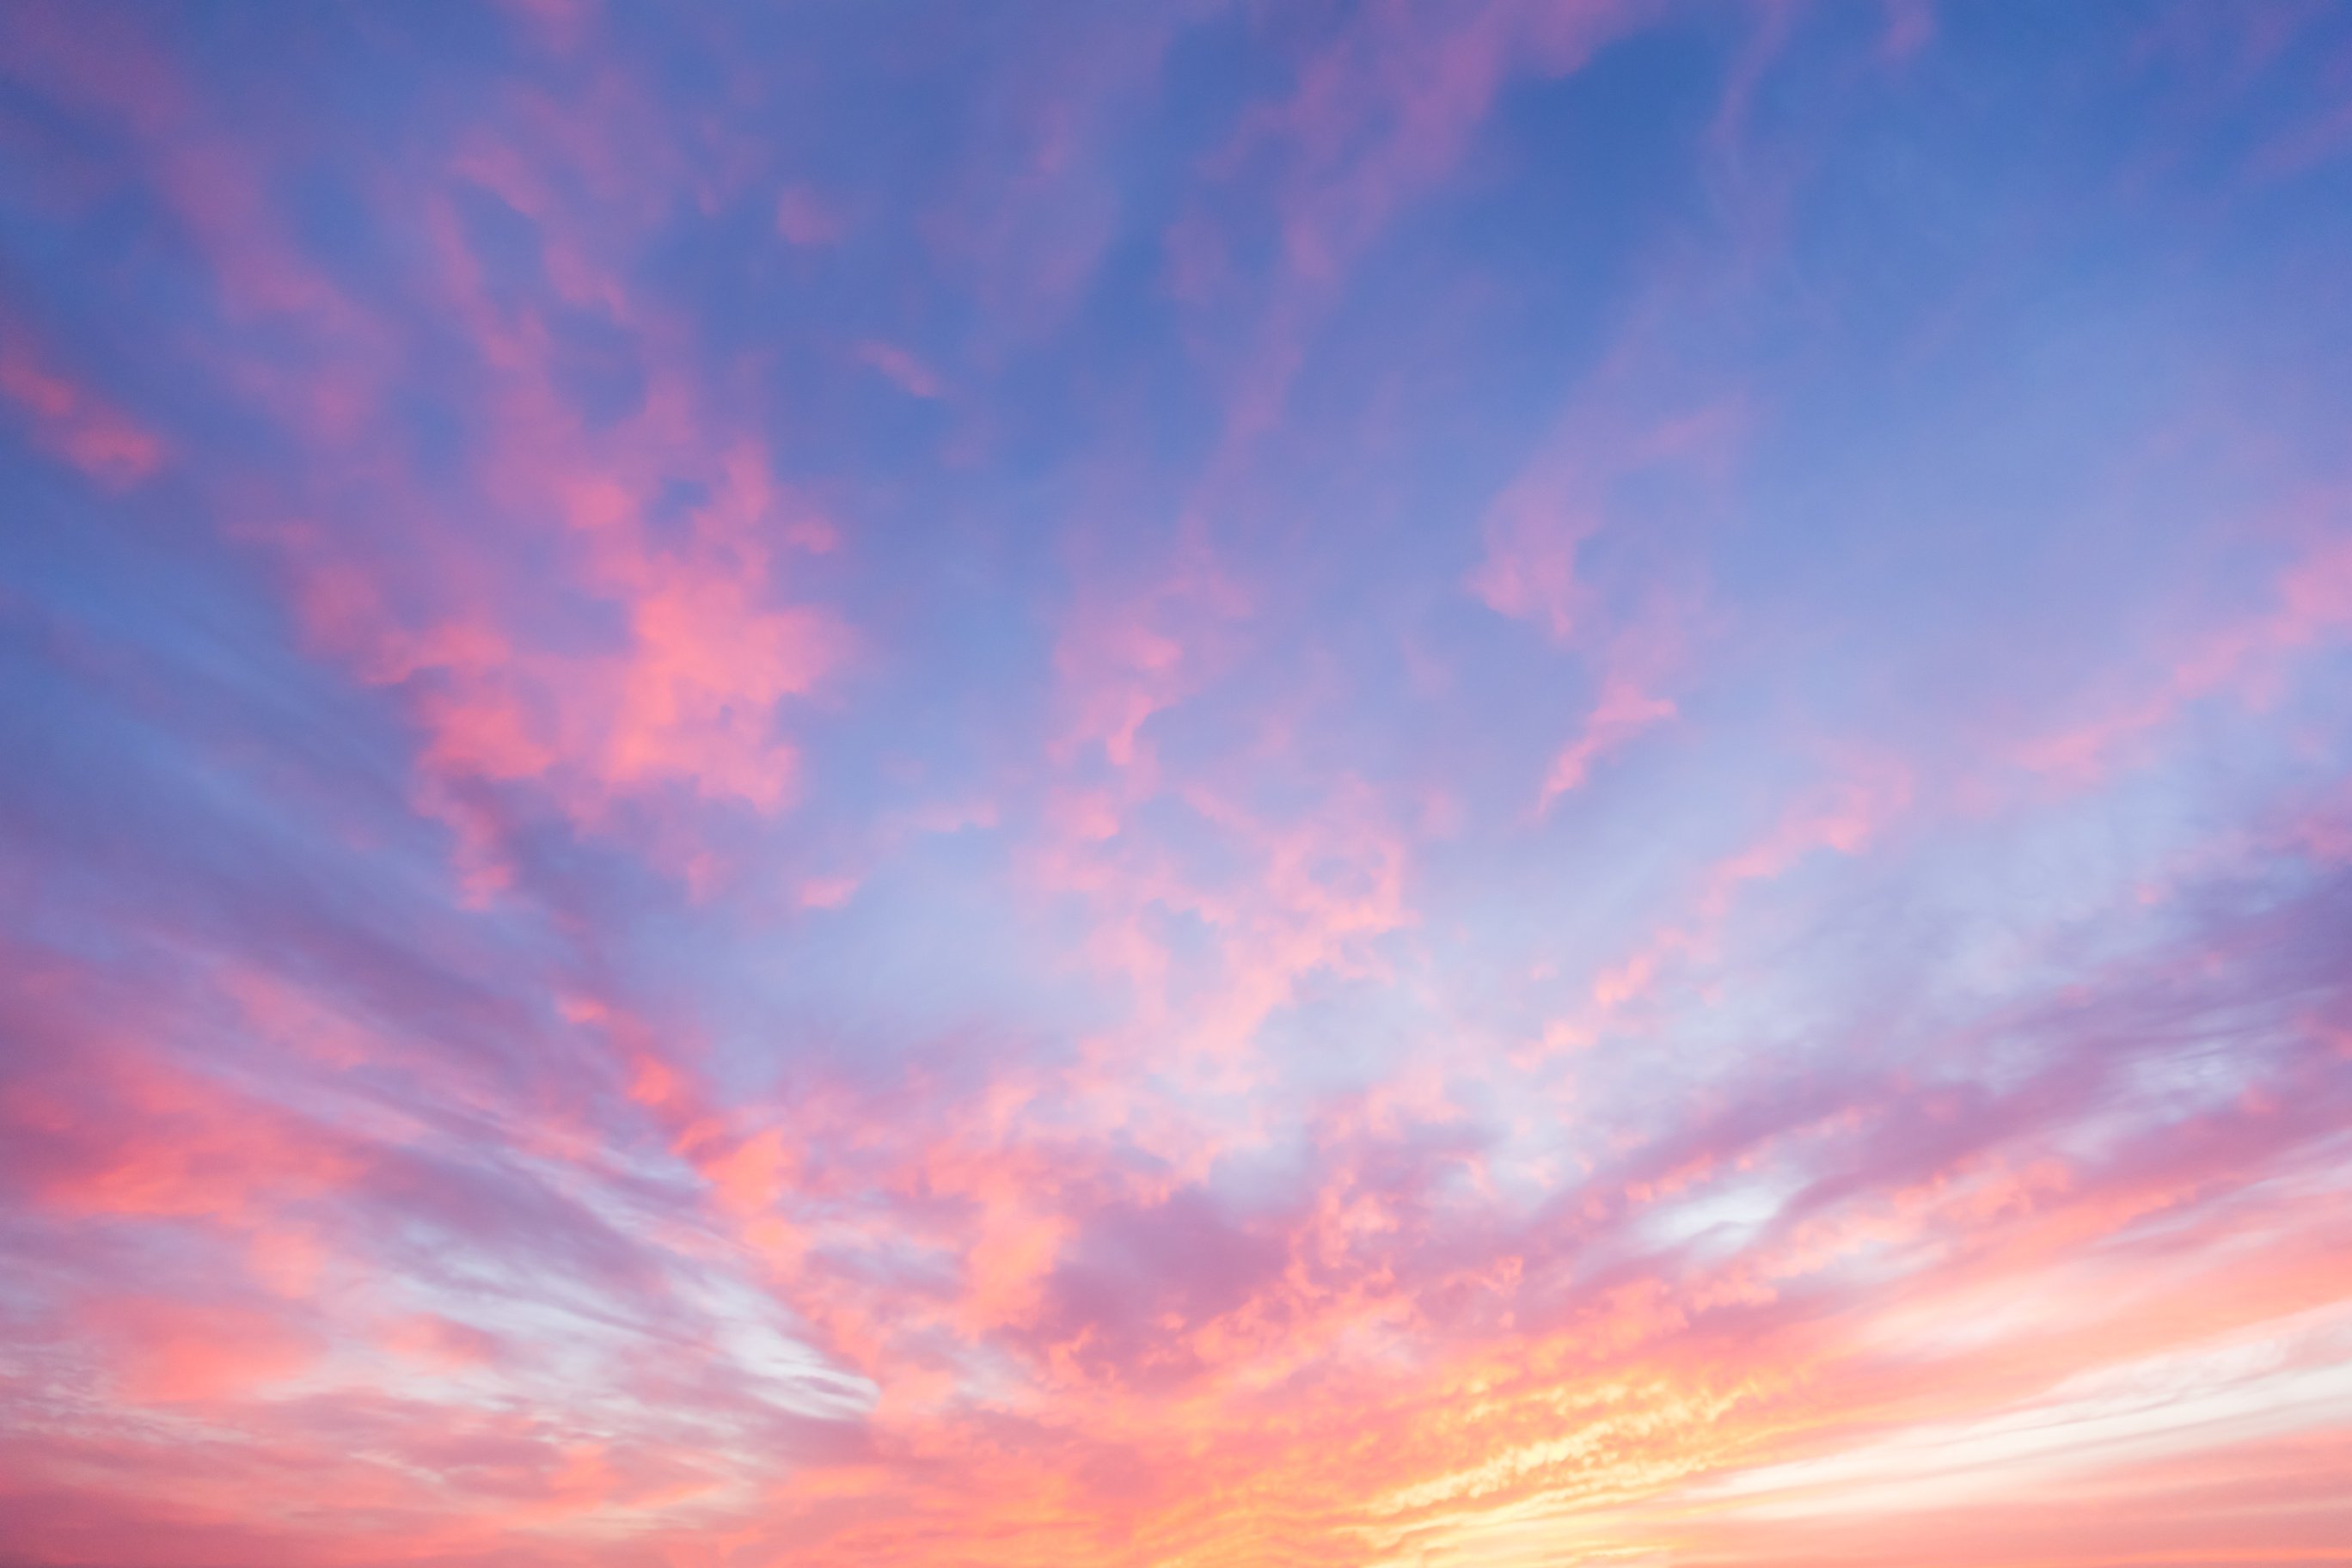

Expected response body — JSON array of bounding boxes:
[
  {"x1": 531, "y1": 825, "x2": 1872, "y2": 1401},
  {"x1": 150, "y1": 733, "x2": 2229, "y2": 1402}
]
[{"x1": 3, "y1": 3, "x2": 2351, "y2": 1566}]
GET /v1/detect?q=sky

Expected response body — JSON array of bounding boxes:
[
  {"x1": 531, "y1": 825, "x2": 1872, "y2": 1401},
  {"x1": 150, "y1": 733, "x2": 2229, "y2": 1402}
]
[{"x1": 3, "y1": 2, "x2": 2352, "y2": 1565}]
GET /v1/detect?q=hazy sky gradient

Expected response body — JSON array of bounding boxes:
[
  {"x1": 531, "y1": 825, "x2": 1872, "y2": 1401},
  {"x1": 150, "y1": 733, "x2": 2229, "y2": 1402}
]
[{"x1": 3, "y1": 3, "x2": 2351, "y2": 1565}]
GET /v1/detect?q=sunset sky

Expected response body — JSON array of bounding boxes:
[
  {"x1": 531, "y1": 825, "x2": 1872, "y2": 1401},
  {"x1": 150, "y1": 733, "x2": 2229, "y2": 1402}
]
[{"x1": 4, "y1": 3, "x2": 2352, "y2": 1565}]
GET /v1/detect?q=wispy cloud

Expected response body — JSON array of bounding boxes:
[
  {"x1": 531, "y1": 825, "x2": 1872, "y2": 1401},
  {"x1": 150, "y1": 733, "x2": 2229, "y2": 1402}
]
[{"x1": 3, "y1": 2, "x2": 2352, "y2": 1564}]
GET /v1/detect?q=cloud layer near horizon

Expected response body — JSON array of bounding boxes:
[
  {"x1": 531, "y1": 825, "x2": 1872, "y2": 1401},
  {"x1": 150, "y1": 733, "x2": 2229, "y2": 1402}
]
[{"x1": 3, "y1": 3, "x2": 2352, "y2": 1565}]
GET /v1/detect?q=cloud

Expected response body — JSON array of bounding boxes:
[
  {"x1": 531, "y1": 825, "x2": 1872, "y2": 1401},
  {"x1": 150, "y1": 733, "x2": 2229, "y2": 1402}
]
[
  {"x1": 0, "y1": 321, "x2": 165, "y2": 488},
  {"x1": 3, "y1": 3, "x2": 2352, "y2": 1565}
]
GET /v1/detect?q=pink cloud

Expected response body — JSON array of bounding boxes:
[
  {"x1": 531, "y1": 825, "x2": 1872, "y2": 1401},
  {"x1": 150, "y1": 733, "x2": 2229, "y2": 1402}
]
[
  {"x1": 1533, "y1": 602, "x2": 1702, "y2": 808},
  {"x1": 383, "y1": 1312, "x2": 505, "y2": 1374},
  {"x1": 2014, "y1": 526, "x2": 2352, "y2": 786},
  {"x1": 1881, "y1": 0, "x2": 1938, "y2": 65},
  {"x1": 90, "y1": 1296, "x2": 322, "y2": 1405},
  {"x1": 3, "y1": 7, "x2": 2349, "y2": 1566},
  {"x1": 1470, "y1": 392, "x2": 1743, "y2": 644},
  {"x1": 0, "y1": 321, "x2": 164, "y2": 487},
  {"x1": 798, "y1": 873, "x2": 860, "y2": 910},
  {"x1": 776, "y1": 182, "x2": 847, "y2": 246},
  {"x1": 1050, "y1": 539, "x2": 1249, "y2": 775},
  {"x1": 1540, "y1": 678, "x2": 1678, "y2": 811},
  {"x1": 854, "y1": 339, "x2": 945, "y2": 399}
]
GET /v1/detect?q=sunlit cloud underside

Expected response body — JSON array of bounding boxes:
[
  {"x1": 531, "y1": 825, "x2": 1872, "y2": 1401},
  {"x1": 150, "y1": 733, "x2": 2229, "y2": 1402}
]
[{"x1": 3, "y1": 3, "x2": 2351, "y2": 1566}]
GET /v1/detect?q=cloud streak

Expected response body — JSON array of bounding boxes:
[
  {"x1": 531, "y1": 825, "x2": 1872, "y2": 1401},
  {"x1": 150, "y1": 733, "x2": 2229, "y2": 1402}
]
[{"x1": 3, "y1": 3, "x2": 2352, "y2": 1565}]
